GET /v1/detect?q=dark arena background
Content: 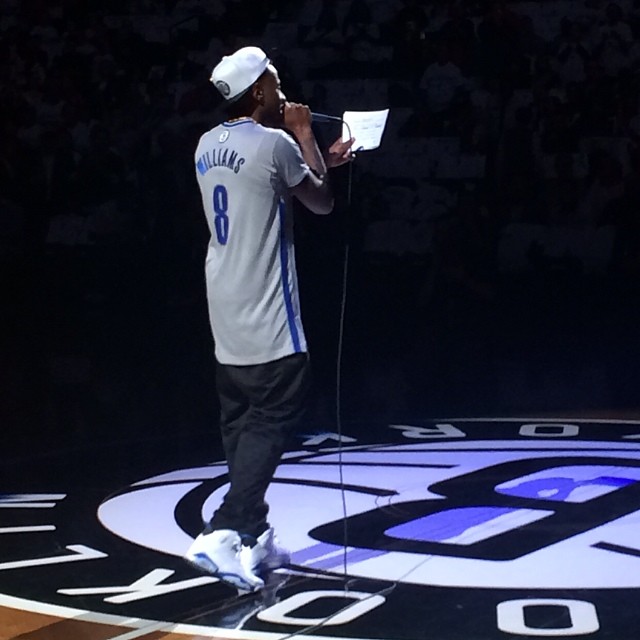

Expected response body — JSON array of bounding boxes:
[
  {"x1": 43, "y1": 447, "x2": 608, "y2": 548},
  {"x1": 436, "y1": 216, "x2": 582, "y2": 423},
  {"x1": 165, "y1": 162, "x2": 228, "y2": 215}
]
[{"x1": 4, "y1": 1, "x2": 640, "y2": 639}]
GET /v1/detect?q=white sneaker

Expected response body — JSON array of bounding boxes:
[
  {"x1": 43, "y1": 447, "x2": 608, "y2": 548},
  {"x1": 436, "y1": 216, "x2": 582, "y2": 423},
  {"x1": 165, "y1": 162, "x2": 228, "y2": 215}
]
[
  {"x1": 185, "y1": 529, "x2": 264, "y2": 592},
  {"x1": 245, "y1": 527, "x2": 290, "y2": 573}
]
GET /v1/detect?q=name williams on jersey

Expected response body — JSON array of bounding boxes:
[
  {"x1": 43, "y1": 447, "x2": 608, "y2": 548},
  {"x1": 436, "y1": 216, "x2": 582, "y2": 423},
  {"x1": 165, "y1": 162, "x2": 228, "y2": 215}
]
[{"x1": 196, "y1": 148, "x2": 245, "y2": 175}]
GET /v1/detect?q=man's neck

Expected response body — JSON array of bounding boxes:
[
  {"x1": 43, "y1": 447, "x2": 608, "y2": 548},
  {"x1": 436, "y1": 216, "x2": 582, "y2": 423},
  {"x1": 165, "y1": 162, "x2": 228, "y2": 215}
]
[{"x1": 226, "y1": 115, "x2": 255, "y2": 123}]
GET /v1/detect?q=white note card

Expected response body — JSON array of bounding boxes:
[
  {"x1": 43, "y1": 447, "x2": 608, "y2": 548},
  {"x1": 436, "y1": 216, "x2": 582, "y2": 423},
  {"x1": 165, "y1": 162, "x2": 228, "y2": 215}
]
[{"x1": 342, "y1": 109, "x2": 389, "y2": 152}]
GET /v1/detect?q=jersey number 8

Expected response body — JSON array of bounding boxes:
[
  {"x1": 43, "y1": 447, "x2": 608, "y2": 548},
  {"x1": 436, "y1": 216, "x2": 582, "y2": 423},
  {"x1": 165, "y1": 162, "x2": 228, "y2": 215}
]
[{"x1": 213, "y1": 184, "x2": 229, "y2": 245}]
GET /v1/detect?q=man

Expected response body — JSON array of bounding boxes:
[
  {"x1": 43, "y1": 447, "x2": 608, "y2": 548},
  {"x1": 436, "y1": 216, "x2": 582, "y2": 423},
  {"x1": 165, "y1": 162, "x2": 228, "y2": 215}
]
[{"x1": 185, "y1": 46, "x2": 354, "y2": 592}]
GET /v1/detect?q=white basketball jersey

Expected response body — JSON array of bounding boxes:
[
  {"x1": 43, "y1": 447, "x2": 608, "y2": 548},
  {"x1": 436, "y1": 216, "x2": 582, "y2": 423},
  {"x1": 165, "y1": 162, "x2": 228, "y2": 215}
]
[{"x1": 195, "y1": 119, "x2": 310, "y2": 365}]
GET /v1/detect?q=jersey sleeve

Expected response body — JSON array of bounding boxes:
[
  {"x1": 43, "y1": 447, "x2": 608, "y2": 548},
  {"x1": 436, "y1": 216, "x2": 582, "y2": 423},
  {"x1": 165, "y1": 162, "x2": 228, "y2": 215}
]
[{"x1": 273, "y1": 131, "x2": 310, "y2": 189}]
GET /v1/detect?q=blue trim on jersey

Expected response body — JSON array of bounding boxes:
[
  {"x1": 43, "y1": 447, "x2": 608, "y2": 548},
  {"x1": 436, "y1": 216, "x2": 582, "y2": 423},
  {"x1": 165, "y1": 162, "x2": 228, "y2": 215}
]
[
  {"x1": 222, "y1": 119, "x2": 254, "y2": 128},
  {"x1": 278, "y1": 200, "x2": 301, "y2": 353}
]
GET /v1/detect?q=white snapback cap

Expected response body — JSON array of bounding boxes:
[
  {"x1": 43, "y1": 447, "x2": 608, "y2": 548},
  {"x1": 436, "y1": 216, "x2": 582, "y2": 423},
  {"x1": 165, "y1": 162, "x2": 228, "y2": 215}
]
[{"x1": 210, "y1": 46, "x2": 270, "y2": 101}]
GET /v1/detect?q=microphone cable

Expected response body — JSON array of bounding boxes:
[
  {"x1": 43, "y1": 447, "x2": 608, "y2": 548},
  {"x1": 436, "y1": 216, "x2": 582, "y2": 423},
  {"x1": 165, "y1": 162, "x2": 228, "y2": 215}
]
[
  {"x1": 274, "y1": 118, "x2": 404, "y2": 640},
  {"x1": 336, "y1": 153, "x2": 352, "y2": 588},
  {"x1": 333, "y1": 117, "x2": 354, "y2": 589},
  {"x1": 302, "y1": 112, "x2": 356, "y2": 586}
]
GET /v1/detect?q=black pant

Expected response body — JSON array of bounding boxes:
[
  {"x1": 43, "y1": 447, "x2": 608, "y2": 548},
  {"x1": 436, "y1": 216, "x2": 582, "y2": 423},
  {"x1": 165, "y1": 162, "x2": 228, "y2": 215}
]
[{"x1": 207, "y1": 353, "x2": 310, "y2": 538}]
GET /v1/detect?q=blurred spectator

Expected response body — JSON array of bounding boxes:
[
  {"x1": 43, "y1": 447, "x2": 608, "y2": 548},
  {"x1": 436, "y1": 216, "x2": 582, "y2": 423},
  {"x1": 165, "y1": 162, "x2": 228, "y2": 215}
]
[
  {"x1": 452, "y1": 94, "x2": 489, "y2": 154},
  {"x1": 32, "y1": 127, "x2": 78, "y2": 212},
  {"x1": 593, "y1": 2, "x2": 634, "y2": 47},
  {"x1": 422, "y1": 187, "x2": 498, "y2": 311},
  {"x1": 17, "y1": 126, "x2": 78, "y2": 248},
  {"x1": 418, "y1": 39, "x2": 469, "y2": 121},
  {"x1": 501, "y1": 106, "x2": 537, "y2": 202},
  {"x1": 577, "y1": 59, "x2": 619, "y2": 134},
  {"x1": 393, "y1": 0, "x2": 429, "y2": 35},
  {"x1": 577, "y1": 149, "x2": 626, "y2": 225},
  {"x1": 389, "y1": 1, "x2": 429, "y2": 82},
  {"x1": 477, "y1": 0, "x2": 528, "y2": 91},
  {"x1": 552, "y1": 18, "x2": 591, "y2": 84},
  {"x1": 343, "y1": 0, "x2": 378, "y2": 43},
  {"x1": 439, "y1": 2, "x2": 478, "y2": 74},
  {"x1": 0, "y1": 129, "x2": 29, "y2": 256},
  {"x1": 299, "y1": 0, "x2": 342, "y2": 46},
  {"x1": 541, "y1": 152, "x2": 587, "y2": 226},
  {"x1": 534, "y1": 89, "x2": 582, "y2": 156},
  {"x1": 609, "y1": 142, "x2": 640, "y2": 272},
  {"x1": 77, "y1": 124, "x2": 126, "y2": 208},
  {"x1": 0, "y1": 128, "x2": 30, "y2": 211}
]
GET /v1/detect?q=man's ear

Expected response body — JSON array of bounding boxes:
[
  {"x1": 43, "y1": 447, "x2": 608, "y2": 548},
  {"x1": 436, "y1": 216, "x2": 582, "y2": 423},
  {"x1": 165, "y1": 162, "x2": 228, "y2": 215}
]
[{"x1": 252, "y1": 81, "x2": 265, "y2": 105}]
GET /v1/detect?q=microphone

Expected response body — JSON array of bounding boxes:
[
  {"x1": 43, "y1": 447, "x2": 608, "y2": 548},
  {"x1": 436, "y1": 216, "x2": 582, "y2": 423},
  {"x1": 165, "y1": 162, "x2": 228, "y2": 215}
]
[{"x1": 311, "y1": 112, "x2": 343, "y2": 123}]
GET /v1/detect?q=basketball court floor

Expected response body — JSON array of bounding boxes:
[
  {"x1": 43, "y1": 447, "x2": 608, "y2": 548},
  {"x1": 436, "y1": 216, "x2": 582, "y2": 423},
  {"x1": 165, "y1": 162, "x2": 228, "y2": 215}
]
[
  {"x1": 4, "y1": 414, "x2": 640, "y2": 640},
  {"x1": 4, "y1": 241, "x2": 640, "y2": 639}
]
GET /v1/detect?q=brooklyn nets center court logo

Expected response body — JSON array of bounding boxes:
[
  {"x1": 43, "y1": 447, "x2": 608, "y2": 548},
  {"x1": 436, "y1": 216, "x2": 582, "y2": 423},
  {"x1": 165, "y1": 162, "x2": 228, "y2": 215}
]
[{"x1": 3, "y1": 418, "x2": 640, "y2": 639}]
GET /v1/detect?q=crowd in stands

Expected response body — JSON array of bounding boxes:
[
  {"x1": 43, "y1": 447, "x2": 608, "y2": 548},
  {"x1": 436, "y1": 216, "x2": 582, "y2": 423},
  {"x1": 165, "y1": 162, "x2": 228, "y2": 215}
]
[{"x1": 3, "y1": 0, "x2": 640, "y2": 446}]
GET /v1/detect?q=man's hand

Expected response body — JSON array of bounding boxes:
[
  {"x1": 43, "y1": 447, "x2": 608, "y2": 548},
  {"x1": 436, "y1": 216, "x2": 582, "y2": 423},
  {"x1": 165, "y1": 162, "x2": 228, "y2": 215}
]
[
  {"x1": 324, "y1": 136, "x2": 356, "y2": 169},
  {"x1": 284, "y1": 102, "x2": 313, "y2": 136}
]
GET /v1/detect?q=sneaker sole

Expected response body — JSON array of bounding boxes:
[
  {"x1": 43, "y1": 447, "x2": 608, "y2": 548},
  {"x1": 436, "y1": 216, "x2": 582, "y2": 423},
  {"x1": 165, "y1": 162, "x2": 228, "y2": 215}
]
[{"x1": 186, "y1": 553, "x2": 263, "y2": 592}]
